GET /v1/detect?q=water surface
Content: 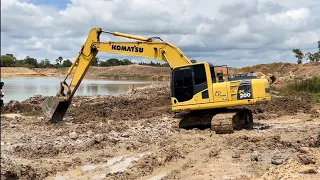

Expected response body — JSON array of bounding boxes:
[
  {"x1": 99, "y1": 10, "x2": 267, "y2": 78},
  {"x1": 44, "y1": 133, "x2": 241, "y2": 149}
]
[{"x1": 1, "y1": 77, "x2": 156, "y2": 103}]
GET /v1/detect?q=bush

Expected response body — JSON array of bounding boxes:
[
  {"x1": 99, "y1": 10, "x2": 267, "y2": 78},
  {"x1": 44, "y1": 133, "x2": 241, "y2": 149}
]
[{"x1": 285, "y1": 76, "x2": 320, "y2": 93}]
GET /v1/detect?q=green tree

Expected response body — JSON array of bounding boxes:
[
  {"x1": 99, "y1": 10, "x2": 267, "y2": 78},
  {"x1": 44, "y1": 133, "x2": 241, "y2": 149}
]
[
  {"x1": 92, "y1": 57, "x2": 99, "y2": 66},
  {"x1": 313, "y1": 52, "x2": 320, "y2": 62},
  {"x1": 55, "y1": 59, "x2": 59, "y2": 66},
  {"x1": 304, "y1": 41, "x2": 320, "y2": 63},
  {"x1": 292, "y1": 49, "x2": 304, "y2": 64},
  {"x1": 62, "y1": 59, "x2": 72, "y2": 67},
  {"x1": 39, "y1": 59, "x2": 46, "y2": 68},
  {"x1": 58, "y1": 56, "x2": 63, "y2": 65},
  {"x1": 44, "y1": 59, "x2": 51, "y2": 67},
  {"x1": 121, "y1": 59, "x2": 133, "y2": 65},
  {"x1": 24, "y1": 56, "x2": 38, "y2": 67},
  {"x1": 305, "y1": 52, "x2": 320, "y2": 62},
  {"x1": 0, "y1": 54, "x2": 15, "y2": 67}
]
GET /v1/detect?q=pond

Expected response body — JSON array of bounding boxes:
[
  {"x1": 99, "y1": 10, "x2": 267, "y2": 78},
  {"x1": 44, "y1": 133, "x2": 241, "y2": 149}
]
[{"x1": 1, "y1": 77, "x2": 156, "y2": 103}]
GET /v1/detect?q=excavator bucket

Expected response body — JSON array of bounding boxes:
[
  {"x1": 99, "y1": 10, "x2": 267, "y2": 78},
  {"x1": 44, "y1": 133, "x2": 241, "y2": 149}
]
[{"x1": 42, "y1": 96, "x2": 71, "y2": 122}]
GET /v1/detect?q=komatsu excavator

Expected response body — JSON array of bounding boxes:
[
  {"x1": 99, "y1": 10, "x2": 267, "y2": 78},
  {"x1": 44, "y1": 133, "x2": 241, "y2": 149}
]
[{"x1": 42, "y1": 28, "x2": 271, "y2": 134}]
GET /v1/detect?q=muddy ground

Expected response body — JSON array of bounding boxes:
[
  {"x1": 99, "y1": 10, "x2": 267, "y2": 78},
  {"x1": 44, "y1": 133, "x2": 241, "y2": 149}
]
[{"x1": 1, "y1": 83, "x2": 320, "y2": 180}]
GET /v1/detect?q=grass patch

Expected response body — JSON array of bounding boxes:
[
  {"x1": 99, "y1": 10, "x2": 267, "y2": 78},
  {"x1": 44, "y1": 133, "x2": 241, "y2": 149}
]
[
  {"x1": 311, "y1": 93, "x2": 320, "y2": 104},
  {"x1": 276, "y1": 76, "x2": 320, "y2": 105},
  {"x1": 22, "y1": 110, "x2": 43, "y2": 116},
  {"x1": 285, "y1": 76, "x2": 320, "y2": 93}
]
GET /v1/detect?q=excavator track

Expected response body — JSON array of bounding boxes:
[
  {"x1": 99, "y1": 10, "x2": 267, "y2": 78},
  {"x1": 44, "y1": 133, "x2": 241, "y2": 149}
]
[
  {"x1": 211, "y1": 109, "x2": 253, "y2": 134},
  {"x1": 178, "y1": 108, "x2": 253, "y2": 134},
  {"x1": 211, "y1": 112, "x2": 235, "y2": 134}
]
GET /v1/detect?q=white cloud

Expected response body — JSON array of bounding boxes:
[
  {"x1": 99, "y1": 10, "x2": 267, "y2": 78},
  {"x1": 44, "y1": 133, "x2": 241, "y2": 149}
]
[
  {"x1": 228, "y1": 23, "x2": 250, "y2": 39},
  {"x1": 265, "y1": 8, "x2": 311, "y2": 24},
  {"x1": 284, "y1": 37, "x2": 300, "y2": 47},
  {"x1": 1, "y1": 0, "x2": 320, "y2": 67}
]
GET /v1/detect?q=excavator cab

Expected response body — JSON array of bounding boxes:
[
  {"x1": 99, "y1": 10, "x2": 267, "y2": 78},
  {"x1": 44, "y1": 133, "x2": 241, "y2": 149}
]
[
  {"x1": 171, "y1": 62, "x2": 212, "y2": 103},
  {"x1": 170, "y1": 63, "x2": 233, "y2": 104}
]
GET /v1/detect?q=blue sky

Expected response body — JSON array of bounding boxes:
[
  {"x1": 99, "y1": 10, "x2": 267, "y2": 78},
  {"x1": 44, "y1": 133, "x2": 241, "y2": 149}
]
[{"x1": 26, "y1": 0, "x2": 70, "y2": 9}]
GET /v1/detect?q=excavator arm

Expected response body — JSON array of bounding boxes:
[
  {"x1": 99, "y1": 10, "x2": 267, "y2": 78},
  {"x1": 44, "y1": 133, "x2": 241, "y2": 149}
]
[{"x1": 42, "y1": 28, "x2": 192, "y2": 122}]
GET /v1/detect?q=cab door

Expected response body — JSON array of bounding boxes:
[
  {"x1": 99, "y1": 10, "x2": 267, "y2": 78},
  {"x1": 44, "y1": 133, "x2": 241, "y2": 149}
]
[
  {"x1": 209, "y1": 66, "x2": 229, "y2": 102},
  {"x1": 193, "y1": 64, "x2": 211, "y2": 103}
]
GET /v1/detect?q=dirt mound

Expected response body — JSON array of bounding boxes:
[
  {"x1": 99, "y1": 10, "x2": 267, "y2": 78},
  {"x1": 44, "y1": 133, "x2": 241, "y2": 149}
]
[
  {"x1": 67, "y1": 83, "x2": 172, "y2": 122},
  {"x1": 1, "y1": 67, "x2": 39, "y2": 77},
  {"x1": 237, "y1": 62, "x2": 320, "y2": 78},
  {"x1": 2, "y1": 100, "x2": 41, "y2": 114},
  {"x1": 2, "y1": 95, "x2": 45, "y2": 114},
  {"x1": 247, "y1": 92, "x2": 313, "y2": 119}
]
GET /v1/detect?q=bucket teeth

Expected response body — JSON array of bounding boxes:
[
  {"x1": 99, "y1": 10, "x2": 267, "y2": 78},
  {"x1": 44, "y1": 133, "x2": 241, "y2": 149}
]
[{"x1": 42, "y1": 96, "x2": 70, "y2": 123}]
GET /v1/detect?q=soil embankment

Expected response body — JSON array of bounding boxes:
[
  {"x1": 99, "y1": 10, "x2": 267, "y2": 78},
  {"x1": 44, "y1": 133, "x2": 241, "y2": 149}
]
[
  {"x1": 1, "y1": 64, "x2": 171, "y2": 81},
  {"x1": 237, "y1": 62, "x2": 320, "y2": 78},
  {"x1": 1, "y1": 67, "x2": 40, "y2": 77}
]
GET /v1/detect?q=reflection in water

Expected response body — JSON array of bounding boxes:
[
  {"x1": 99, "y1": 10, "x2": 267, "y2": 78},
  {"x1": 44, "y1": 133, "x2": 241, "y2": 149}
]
[{"x1": 2, "y1": 77, "x2": 156, "y2": 103}]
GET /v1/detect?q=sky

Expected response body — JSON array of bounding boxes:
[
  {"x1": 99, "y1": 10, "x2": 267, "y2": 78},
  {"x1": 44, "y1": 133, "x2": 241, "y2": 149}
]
[{"x1": 1, "y1": 0, "x2": 320, "y2": 67}]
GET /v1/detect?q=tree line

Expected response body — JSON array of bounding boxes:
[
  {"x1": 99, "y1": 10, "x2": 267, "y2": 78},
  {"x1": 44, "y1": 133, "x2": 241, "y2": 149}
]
[
  {"x1": 292, "y1": 41, "x2": 320, "y2": 64},
  {"x1": 0, "y1": 54, "x2": 182, "y2": 68}
]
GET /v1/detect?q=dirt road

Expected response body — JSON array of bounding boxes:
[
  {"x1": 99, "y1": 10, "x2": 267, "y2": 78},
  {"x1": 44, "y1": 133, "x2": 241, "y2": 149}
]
[{"x1": 1, "y1": 83, "x2": 320, "y2": 180}]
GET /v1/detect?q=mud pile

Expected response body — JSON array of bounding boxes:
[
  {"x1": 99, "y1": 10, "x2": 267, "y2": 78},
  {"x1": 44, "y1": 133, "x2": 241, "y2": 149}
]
[
  {"x1": 2, "y1": 94, "x2": 44, "y2": 114},
  {"x1": 246, "y1": 92, "x2": 313, "y2": 119},
  {"x1": 67, "y1": 82, "x2": 172, "y2": 122}
]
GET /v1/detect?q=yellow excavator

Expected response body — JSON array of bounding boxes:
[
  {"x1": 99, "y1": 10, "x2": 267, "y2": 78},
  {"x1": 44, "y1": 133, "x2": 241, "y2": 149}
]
[{"x1": 42, "y1": 28, "x2": 271, "y2": 134}]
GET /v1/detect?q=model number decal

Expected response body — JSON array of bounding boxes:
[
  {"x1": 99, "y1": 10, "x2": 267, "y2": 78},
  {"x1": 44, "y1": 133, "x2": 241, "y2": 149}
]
[{"x1": 239, "y1": 92, "x2": 251, "y2": 99}]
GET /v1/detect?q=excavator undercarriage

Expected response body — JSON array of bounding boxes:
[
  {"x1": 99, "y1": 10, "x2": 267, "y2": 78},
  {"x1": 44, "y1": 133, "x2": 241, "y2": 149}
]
[{"x1": 178, "y1": 107, "x2": 253, "y2": 134}]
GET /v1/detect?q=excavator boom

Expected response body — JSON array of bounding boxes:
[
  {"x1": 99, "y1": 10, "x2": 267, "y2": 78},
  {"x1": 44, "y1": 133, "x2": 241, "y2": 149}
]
[{"x1": 42, "y1": 28, "x2": 192, "y2": 122}]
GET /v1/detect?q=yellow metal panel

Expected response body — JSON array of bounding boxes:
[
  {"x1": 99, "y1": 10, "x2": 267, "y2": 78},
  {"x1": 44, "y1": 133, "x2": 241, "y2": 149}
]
[
  {"x1": 252, "y1": 79, "x2": 270, "y2": 98},
  {"x1": 212, "y1": 82, "x2": 228, "y2": 102},
  {"x1": 172, "y1": 97, "x2": 271, "y2": 111}
]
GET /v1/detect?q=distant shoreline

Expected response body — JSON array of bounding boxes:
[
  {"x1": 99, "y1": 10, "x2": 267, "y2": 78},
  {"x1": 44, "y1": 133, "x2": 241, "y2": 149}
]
[{"x1": 1, "y1": 65, "x2": 171, "y2": 81}]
